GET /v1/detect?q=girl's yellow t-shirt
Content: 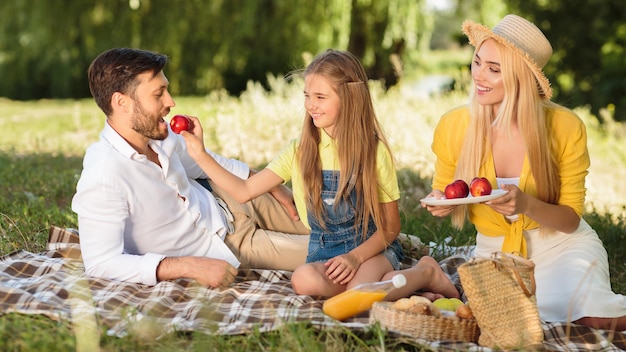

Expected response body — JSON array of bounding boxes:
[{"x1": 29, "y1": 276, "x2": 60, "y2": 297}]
[{"x1": 267, "y1": 129, "x2": 400, "y2": 229}]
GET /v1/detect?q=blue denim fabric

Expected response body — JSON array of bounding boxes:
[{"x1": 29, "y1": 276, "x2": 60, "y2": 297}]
[{"x1": 305, "y1": 170, "x2": 404, "y2": 269}]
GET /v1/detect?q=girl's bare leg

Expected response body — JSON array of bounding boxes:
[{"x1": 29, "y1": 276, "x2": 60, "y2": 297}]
[
  {"x1": 293, "y1": 255, "x2": 459, "y2": 302},
  {"x1": 291, "y1": 262, "x2": 346, "y2": 297},
  {"x1": 382, "y1": 256, "x2": 460, "y2": 301}
]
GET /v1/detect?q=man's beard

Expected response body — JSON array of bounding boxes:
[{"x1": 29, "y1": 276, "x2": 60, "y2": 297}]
[{"x1": 131, "y1": 100, "x2": 168, "y2": 140}]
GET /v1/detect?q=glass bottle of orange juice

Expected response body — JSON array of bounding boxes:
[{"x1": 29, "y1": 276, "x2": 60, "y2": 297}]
[{"x1": 322, "y1": 274, "x2": 407, "y2": 321}]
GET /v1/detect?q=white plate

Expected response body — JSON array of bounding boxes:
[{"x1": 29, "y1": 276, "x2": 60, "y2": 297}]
[{"x1": 420, "y1": 189, "x2": 508, "y2": 206}]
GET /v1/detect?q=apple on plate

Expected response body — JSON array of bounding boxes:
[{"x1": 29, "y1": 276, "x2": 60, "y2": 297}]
[
  {"x1": 470, "y1": 177, "x2": 492, "y2": 196},
  {"x1": 444, "y1": 179, "x2": 469, "y2": 199},
  {"x1": 169, "y1": 115, "x2": 192, "y2": 134}
]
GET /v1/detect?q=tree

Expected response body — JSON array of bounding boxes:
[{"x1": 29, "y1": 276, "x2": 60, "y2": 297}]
[
  {"x1": 348, "y1": 0, "x2": 427, "y2": 88},
  {"x1": 506, "y1": 0, "x2": 626, "y2": 121},
  {"x1": 0, "y1": 0, "x2": 429, "y2": 99}
]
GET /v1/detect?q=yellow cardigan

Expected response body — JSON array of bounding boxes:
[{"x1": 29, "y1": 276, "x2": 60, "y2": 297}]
[{"x1": 431, "y1": 105, "x2": 589, "y2": 256}]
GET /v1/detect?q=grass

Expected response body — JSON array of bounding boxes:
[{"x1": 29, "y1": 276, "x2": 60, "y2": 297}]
[{"x1": 0, "y1": 72, "x2": 625, "y2": 350}]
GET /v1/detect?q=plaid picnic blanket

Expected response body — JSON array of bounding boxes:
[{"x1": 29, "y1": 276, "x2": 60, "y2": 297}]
[{"x1": 1, "y1": 226, "x2": 625, "y2": 351}]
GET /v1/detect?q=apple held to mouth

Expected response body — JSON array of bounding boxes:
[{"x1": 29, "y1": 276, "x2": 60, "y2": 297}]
[
  {"x1": 470, "y1": 177, "x2": 492, "y2": 196},
  {"x1": 170, "y1": 115, "x2": 191, "y2": 134},
  {"x1": 444, "y1": 179, "x2": 469, "y2": 199}
]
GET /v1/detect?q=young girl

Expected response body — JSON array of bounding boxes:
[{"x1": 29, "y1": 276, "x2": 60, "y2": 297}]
[
  {"x1": 423, "y1": 15, "x2": 626, "y2": 330},
  {"x1": 181, "y1": 49, "x2": 459, "y2": 301}
]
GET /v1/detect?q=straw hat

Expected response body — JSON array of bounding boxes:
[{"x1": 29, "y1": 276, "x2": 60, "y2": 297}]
[{"x1": 462, "y1": 14, "x2": 553, "y2": 100}]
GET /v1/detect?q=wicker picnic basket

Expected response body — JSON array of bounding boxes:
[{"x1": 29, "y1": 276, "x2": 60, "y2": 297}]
[
  {"x1": 369, "y1": 301, "x2": 480, "y2": 342},
  {"x1": 458, "y1": 252, "x2": 544, "y2": 349}
]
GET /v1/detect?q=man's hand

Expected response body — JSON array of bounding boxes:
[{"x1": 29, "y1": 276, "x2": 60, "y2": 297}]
[{"x1": 156, "y1": 256, "x2": 238, "y2": 288}]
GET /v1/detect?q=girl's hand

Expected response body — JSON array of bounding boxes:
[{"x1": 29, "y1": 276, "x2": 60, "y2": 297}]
[
  {"x1": 268, "y1": 185, "x2": 300, "y2": 221},
  {"x1": 324, "y1": 253, "x2": 360, "y2": 285},
  {"x1": 421, "y1": 189, "x2": 456, "y2": 217},
  {"x1": 179, "y1": 115, "x2": 207, "y2": 159},
  {"x1": 485, "y1": 184, "x2": 528, "y2": 217}
]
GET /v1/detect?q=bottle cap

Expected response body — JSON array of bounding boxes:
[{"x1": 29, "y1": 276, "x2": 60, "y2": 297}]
[{"x1": 391, "y1": 274, "x2": 407, "y2": 288}]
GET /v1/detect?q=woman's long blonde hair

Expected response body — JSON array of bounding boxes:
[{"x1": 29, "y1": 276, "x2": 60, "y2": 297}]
[
  {"x1": 297, "y1": 49, "x2": 393, "y2": 239},
  {"x1": 451, "y1": 40, "x2": 560, "y2": 228}
]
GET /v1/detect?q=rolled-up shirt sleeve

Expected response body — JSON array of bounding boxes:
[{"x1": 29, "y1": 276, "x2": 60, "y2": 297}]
[{"x1": 173, "y1": 133, "x2": 250, "y2": 180}]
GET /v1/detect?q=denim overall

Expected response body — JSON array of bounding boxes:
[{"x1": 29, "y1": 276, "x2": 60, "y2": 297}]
[{"x1": 305, "y1": 170, "x2": 404, "y2": 270}]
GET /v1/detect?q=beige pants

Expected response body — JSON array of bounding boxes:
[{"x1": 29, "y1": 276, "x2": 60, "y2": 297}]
[{"x1": 208, "y1": 181, "x2": 310, "y2": 271}]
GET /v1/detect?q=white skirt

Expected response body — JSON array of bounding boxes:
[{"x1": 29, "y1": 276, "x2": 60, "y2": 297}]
[{"x1": 475, "y1": 219, "x2": 626, "y2": 323}]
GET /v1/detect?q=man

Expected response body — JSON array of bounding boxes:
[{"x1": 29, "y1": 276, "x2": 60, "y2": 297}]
[{"x1": 72, "y1": 48, "x2": 309, "y2": 288}]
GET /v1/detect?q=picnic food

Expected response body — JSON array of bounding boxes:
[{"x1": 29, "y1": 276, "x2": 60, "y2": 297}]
[
  {"x1": 390, "y1": 296, "x2": 475, "y2": 321},
  {"x1": 433, "y1": 297, "x2": 455, "y2": 311},
  {"x1": 444, "y1": 179, "x2": 470, "y2": 199},
  {"x1": 455, "y1": 303, "x2": 474, "y2": 320},
  {"x1": 371, "y1": 298, "x2": 480, "y2": 342},
  {"x1": 392, "y1": 295, "x2": 431, "y2": 310},
  {"x1": 390, "y1": 295, "x2": 441, "y2": 317},
  {"x1": 433, "y1": 297, "x2": 464, "y2": 311},
  {"x1": 323, "y1": 274, "x2": 406, "y2": 321},
  {"x1": 392, "y1": 297, "x2": 414, "y2": 310},
  {"x1": 470, "y1": 177, "x2": 492, "y2": 196},
  {"x1": 449, "y1": 297, "x2": 464, "y2": 308},
  {"x1": 406, "y1": 302, "x2": 437, "y2": 316},
  {"x1": 170, "y1": 114, "x2": 191, "y2": 134}
]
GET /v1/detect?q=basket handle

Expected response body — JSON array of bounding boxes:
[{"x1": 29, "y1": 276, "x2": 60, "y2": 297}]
[{"x1": 491, "y1": 251, "x2": 536, "y2": 297}]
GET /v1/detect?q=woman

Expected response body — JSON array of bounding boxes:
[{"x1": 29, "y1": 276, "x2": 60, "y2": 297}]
[{"x1": 423, "y1": 14, "x2": 626, "y2": 330}]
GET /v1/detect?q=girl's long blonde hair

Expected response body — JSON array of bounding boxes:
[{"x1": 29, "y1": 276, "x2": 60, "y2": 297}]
[
  {"x1": 297, "y1": 49, "x2": 393, "y2": 239},
  {"x1": 451, "y1": 40, "x2": 560, "y2": 229}
]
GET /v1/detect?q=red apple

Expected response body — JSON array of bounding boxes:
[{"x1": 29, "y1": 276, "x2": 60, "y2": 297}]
[
  {"x1": 453, "y1": 179, "x2": 469, "y2": 195},
  {"x1": 470, "y1": 177, "x2": 492, "y2": 196},
  {"x1": 170, "y1": 115, "x2": 191, "y2": 134},
  {"x1": 445, "y1": 179, "x2": 469, "y2": 199}
]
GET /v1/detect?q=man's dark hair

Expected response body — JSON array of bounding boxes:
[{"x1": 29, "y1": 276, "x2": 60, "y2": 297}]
[{"x1": 88, "y1": 48, "x2": 168, "y2": 116}]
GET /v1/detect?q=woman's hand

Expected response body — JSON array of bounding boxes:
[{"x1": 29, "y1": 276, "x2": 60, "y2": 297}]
[
  {"x1": 421, "y1": 189, "x2": 457, "y2": 217},
  {"x1": 324, "y1": 253, "x2": 361, "y2": 285},
  {"x1": 487, "y1": 184, "x2": 580, "y2": 233},
  {"x1": 485, "y1": 184, "x2": 528, "y2": 217},
  {"x1": 179, "y1": 115, "x2": 207, "y2": 160}
]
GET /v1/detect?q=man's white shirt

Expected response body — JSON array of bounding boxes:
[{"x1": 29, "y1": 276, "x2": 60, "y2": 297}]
[{"x1": 72, "y1": 121, "x2": 247, "y2": 285}]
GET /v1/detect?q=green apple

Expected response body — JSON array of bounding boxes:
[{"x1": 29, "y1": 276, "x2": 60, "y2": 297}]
[
  {"x1": 449, "y1": 297, "x2": 464, "y2": 310},
  {"x1": 433, "y1": 298, "x2": 456, "y2": 311}
]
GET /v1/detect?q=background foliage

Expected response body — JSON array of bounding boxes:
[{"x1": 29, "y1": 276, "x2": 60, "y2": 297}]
[
  {"x1": 0, "y1": 0, "x2": 625, "y2": 121},
  {"x1": 505, "y1": 0, "x2": 626, "y2": 121},
  {"x1": 0, "y1": 0, "x2": 428, "y2": 98},
  {"x1": 0, "y1": 1, "x2": 625, "y2": 345}
]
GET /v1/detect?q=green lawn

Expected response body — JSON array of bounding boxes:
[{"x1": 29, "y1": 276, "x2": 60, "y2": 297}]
[{"x1": 0, "y1": 77, "x2": 624, "y2": 350}]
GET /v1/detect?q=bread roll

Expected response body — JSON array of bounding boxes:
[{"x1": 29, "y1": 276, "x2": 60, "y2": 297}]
[
  {"x1": 391, "y1": 295, "x2": 442, "y2": 317},
  {"x1": 406, "y1": 302, "x2": 433, "y2": 315},
  {"x1": 409, "y1": 295, "x2": 432, "y2": 305},
  {"x1": 391, "y1": 298, "x2": 413, "y2": 310},
  {"x1": 455, "y1": 303, "x2": 474, "y2": 319}
]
